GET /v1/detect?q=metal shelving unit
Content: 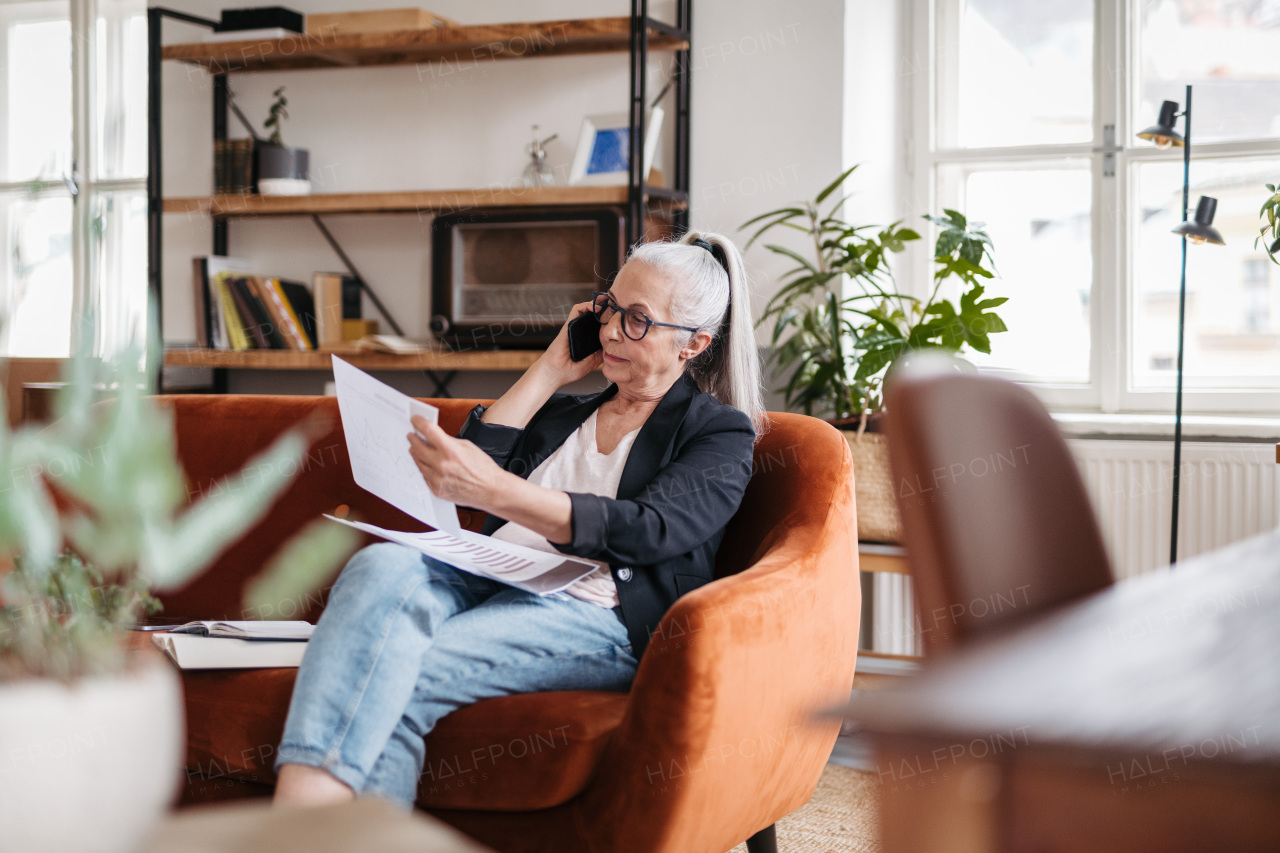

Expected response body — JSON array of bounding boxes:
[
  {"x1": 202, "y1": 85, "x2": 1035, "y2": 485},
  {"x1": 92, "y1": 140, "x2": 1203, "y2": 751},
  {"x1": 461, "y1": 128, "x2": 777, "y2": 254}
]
[{"x1": 146, "y1": 2, "x2": 692, "y2": 391}]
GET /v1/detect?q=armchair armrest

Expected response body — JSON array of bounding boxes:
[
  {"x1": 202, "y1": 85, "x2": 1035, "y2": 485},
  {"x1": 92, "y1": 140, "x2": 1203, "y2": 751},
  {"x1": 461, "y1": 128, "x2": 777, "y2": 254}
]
[{"x1": 577, "y1": 492, "x2": 859, "y2": 851}]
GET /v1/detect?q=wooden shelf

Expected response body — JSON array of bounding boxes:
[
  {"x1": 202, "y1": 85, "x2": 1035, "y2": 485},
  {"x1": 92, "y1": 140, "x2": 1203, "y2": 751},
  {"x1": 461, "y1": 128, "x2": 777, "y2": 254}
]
[
  {"x1": 162, "y1": 17, "x2": 688, "y2": 73},
  {"x1": 161, "y1": 185, "x2": 687, "y2": 219},
  {"x1": 164, "y1": 348, "x2": 541, "y2": 372},
  {"x1": 858, "y1": 542, "x2": 909, "y2": 575}
]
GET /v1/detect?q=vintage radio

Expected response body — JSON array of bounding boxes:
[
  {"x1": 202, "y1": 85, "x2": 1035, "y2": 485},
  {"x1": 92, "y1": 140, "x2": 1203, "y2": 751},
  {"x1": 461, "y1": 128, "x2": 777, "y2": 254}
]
[{"x1": 429, "y1": 206, "x2": 625, "y2": 350}]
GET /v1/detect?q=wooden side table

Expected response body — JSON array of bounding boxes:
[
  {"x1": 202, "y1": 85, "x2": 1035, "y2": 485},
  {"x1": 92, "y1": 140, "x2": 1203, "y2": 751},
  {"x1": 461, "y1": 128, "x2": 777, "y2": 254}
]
[
  {"x1": 844, "y1": 528, "x2": 1280, "y2": 853},
  {"x1": 139, "y1": 797, "x2": 492, "y2": 853}
]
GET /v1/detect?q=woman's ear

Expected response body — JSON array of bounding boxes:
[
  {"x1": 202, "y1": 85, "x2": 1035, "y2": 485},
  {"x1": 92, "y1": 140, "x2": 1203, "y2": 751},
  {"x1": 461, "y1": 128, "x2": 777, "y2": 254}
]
[{"x1": 678, "y1": 331, "x2": 713, "y2": 362}]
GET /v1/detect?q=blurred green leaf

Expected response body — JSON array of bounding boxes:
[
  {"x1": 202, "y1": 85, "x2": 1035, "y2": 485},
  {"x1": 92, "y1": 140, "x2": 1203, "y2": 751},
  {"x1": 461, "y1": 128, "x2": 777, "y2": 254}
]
[
  {"x1": 0, "y1": 345, "x2": 336, "y2": 678},
  {"x1": 243, "y1": 518, "x2": 359, "y2": 619}
]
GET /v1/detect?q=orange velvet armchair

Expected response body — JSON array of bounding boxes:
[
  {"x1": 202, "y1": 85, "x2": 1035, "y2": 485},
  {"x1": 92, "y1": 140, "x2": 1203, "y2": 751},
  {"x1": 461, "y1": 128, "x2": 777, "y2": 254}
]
[{"x1": 155, "y1": 394, "x2": 860, "y2": 853}]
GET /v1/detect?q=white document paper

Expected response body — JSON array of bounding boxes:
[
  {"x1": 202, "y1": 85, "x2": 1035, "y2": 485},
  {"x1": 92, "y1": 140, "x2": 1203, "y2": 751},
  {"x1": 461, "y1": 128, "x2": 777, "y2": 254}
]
[
  {"x1": 331, "y1": 355, "x2": 461, "y2": 534},
  {"x1": 324, "y1": 515, "x2": 600, "y2": 596}
]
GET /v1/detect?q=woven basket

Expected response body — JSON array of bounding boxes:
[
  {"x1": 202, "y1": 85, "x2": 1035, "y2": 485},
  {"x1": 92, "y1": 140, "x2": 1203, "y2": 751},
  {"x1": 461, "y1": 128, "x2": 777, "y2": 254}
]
[{"x1": 843, "y1": 430, "x2": 902, "y2": 543}]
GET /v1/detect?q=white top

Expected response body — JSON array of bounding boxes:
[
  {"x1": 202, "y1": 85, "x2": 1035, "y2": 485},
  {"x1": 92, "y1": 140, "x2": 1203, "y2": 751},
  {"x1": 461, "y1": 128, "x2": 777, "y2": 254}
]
[{"x1": 489, "y1": 408, "x2": 640, "y2": 608}]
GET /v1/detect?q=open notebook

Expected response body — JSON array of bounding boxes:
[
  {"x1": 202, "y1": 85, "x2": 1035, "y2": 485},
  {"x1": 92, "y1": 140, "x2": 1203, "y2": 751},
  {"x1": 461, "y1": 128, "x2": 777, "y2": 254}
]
[
  {"x1": 150, "y1": 621, "x2": 313, "y2": 669},
  {"x1": 151, "y1": 632, "x2": 309, "y2": 669},
  {"x1": 166, "y1": 620, "x2": 314, "y2": 641}
]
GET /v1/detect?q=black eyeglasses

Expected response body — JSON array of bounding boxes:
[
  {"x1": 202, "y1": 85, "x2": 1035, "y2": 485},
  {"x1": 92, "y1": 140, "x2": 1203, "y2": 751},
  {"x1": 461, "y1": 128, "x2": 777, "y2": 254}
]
[{"x1": 591, "y1": 291, "x2": 700, "y2": 341}]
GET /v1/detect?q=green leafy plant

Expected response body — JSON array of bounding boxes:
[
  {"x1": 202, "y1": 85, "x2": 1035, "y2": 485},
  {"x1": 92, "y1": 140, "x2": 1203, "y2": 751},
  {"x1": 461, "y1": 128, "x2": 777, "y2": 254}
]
[
  {"x1": 743, "y1": 165, "x2": 1006, "y2": 423},
  {"x1": 0, "y1": 349, "x2": 358, "y2": 681},
  {"x1": 0, "y1": 551, "x2": 159, "y2": 680},
  {"x1": 264, "y1": 86, "x2": 289, "y2": 146},
  {"x1": 1257, "y1": 181, "x2": 1280, "y2": 263}
]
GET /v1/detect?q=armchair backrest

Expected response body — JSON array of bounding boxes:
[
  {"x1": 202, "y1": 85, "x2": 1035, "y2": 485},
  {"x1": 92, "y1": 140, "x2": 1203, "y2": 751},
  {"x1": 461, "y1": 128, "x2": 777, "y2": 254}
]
[
  {"x1": 153, "y1": 395, "x2": 488, "y2": 623},
  {"x1": 154, "y1": 396, "x2": 856, "y2": 625},
  {"x1": 714, "y1": 412, "x2": 855, "y2": 579}
]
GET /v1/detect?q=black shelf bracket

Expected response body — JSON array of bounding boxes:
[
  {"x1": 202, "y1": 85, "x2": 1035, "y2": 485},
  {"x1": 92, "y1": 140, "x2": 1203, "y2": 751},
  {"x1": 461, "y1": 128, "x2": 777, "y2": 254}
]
[{"x1": 309, "y1": 215, "x2": 405, "y2": 337}]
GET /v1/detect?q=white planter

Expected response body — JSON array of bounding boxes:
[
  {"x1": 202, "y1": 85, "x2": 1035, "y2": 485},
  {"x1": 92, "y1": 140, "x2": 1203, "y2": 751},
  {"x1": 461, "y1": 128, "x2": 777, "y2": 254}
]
[{"x1": 0, "y1": 657, "x2": 184, "y2": 853}]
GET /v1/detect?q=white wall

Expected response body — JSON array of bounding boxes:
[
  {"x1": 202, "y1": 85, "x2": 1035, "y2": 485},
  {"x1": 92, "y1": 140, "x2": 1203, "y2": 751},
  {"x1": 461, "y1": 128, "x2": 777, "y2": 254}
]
[
  {"x1": 157, "y1": 1, "x2": 854, "y2": 395},
  {"x1": 843, "y1": 0, "x2": 907, "y2": 230}
]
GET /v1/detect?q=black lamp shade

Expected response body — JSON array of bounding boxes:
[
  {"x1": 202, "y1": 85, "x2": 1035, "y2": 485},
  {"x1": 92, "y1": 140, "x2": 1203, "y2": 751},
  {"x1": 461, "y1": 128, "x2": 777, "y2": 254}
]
[
  {"x1": 1138, "y1": 100, "x2": 1185, "y2": 148},
  {"x1": 1172, "y1": 196, "x2": 1225, "y2": 245}
]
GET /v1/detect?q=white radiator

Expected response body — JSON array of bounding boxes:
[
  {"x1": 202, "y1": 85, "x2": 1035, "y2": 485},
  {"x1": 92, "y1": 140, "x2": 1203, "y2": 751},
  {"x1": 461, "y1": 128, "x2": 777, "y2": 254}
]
[
  {"x1": 869, "y1": 439, "x2": 1280, "y2": 656},
  {"x1": 1068, "y1": 439, "x2": 1280, "y2": 580},
  {"x1": 871, "y1": 572, "x2": 922, "y2": 656}
]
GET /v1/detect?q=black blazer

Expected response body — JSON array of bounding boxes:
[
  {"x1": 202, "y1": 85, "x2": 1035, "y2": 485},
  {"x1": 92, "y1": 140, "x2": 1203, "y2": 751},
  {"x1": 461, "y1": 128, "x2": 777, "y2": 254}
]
[{"x1": 458, "y1": 372, "x2": 755, "y2": 659}]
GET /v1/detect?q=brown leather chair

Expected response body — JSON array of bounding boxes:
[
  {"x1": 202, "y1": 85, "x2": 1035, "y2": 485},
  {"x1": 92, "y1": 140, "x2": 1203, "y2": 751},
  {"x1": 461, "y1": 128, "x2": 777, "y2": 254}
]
[
  {"x1": 882, "y1": 356, "x2": 1113, "y2": 654},
  {"x1": 155, "y1": 395, "x2": 861, "y2": 853}
]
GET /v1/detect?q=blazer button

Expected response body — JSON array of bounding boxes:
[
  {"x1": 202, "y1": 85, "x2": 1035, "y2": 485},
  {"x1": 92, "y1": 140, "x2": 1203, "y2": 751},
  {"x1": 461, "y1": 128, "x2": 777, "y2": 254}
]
[{"x1": 617, "y1": 568, "x2": 633, "y2": 582}]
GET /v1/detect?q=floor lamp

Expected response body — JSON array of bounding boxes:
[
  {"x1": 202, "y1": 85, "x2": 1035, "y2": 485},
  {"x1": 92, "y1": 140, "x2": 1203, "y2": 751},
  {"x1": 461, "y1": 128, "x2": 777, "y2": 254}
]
[{"x1": 1136, "y1": 85, "x2": 1225, "y2": 566}]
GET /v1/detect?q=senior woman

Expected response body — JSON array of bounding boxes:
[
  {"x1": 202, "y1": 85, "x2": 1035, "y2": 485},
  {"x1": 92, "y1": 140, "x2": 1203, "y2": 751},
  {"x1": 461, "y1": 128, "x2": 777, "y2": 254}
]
[{"x1": 273, "y1": 231, "x2": 764, "y2": 808}]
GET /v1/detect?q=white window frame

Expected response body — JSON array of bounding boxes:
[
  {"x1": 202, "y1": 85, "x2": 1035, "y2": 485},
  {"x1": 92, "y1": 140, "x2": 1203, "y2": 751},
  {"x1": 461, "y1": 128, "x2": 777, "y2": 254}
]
[
  {"x1": 0, "y1": 0, "x2": 146, "y2": 358},
  {"x1": 906, "y1": 0, "x2": 1280, "y2": 416}
]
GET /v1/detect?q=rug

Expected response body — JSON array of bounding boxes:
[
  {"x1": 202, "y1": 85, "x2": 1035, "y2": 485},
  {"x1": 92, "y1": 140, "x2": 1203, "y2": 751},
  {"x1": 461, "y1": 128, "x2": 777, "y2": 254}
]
[{"x1": 727, "y1": 764, "x2": 880, "y2": 853}]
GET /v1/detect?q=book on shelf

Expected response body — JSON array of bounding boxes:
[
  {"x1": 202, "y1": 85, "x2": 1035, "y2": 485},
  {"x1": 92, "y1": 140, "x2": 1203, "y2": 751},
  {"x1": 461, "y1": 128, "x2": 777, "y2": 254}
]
[
  {"x1": 226, "y1": 277, "x2": 273, "y2": 349},
  {"x1": 194, "y1": 258, "x2": 322, "y2": 352},
  {"x1": 192, "y1": 257, "x2": 212, "y2": 348},
  {"x1": 256, "y1": 277, "x2": 313, "y2": 350},
  {"x1": 279, "y1": 280, "x2": 318, "y2": 349},
  {"x1": 214, "y1": 138, "x2": 254, "y2": 194},
  {"x1": 231, "y1": 138, "x2": 254, "y2": 194},
  {"x1": 239, "y1": 277, "x2": 291, "y2": 349},
  {"x1": 213, "y1": 139, "x2": 226, "y2": 197},
  {"x1": 343, "y1": 319, "x2": 379, "y2": 340},
  {"x1": 193, "y1": 256, "x2": 254, "y2": 349},
  {"x1": 213, "y1": 274, "x2": 252, "y2": 350},
  {"x1": 204, "y1": 27, "x2": 301, "y2": 43},
  {"x1": 193, "y1": 258, "x2": 342, "y2": 353},
  {"x1": 313, "y1": 272, "x2": 357, "y2": 348},
  {"x1": 356, "y1": 334, "x2": 432, "y2": 355},
  {"x1": 152, "y1": 632, "x2": 309, "y2": 670},
  {"x1": 247, "y1": 276, "x2": 289, "y2": 348}
]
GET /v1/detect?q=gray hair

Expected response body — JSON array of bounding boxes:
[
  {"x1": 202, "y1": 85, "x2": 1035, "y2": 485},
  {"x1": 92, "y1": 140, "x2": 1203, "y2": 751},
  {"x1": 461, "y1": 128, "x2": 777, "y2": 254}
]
[{"x1": 626, "y1": 231, "x2": 766, "y2": 436}]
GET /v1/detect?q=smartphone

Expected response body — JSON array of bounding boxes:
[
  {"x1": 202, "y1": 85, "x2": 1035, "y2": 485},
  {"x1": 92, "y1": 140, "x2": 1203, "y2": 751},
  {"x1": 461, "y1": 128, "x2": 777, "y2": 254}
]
[{"x1": 567, "y1": 313, "x2": 604, "y2": 361}]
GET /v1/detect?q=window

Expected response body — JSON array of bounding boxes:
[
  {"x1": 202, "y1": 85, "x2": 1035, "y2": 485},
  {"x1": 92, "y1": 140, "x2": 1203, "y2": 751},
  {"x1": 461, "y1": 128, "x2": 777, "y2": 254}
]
[
  {"x1": 914, "y1": 0, "x2": 1280, "y2": 413},
  {"x1": 1241, "y1": 258, "x2": 1270, "y2": 333},
  {"x1": 0, "y1": 0, "x2": 147, "y2": 358}
]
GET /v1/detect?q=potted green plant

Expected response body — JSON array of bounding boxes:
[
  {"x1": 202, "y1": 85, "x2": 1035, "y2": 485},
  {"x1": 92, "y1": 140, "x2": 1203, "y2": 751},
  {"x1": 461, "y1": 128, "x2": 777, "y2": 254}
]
[
  {"x1": 1257, "y1": 180, "x2": 1280, "y2": 261},
  {"x1": 742, "y1": 165, "x2": 1006, "y2": 541},
  {"x1": 0, "y1": 348, "x2": 356, "y2": 852},
  {"x1": 254, "y1": 86, "x2": 310, "y2": 195}
]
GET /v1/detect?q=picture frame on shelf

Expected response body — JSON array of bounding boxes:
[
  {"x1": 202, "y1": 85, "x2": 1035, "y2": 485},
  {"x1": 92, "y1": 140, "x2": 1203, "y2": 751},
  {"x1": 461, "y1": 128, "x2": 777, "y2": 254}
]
[{"x1": 568, "y1": 107, "x2": 664, "y2": 186}]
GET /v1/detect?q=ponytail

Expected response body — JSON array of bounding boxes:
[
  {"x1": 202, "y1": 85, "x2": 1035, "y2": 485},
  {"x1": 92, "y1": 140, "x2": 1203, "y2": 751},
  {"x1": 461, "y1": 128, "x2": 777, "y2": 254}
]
[{"x1": 625, "y1": 231, "x2": 766, "y2": 436}]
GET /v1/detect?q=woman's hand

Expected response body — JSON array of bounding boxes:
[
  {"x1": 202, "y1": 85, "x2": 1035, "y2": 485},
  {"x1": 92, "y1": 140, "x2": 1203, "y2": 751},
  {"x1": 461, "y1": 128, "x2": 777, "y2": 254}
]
[
  {"x1": 535, "y1": 300, "x2": 605, "y2": 388},
  {"x1": 478, "y1": 301, "x2": 604, "y2": 430},
  {"x1": 408, "y1": 417, "x2": 506, "y2": 510}
]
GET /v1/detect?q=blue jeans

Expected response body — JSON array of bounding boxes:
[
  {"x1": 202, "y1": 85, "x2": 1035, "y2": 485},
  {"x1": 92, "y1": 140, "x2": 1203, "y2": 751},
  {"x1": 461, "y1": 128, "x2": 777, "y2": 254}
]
[{"x1": 275, "y1": 542, "x2": 638, "y2": 806}]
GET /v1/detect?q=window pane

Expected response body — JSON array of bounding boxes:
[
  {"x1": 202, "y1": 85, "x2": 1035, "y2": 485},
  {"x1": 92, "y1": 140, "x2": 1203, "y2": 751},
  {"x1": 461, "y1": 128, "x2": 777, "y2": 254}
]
[
  {"x1": 938, "y1": 163, "x2": 1093, "y2": 382},
  {"x1": 91, "y1": 190, "x2": 149, "y2": 354},
  {"x1": 3, "y1": 2, "x2": 72, "y2": 182},
  {"x1": 941, "y1": 0, "x2": 1094, "y2": 148},
  {"x1": 1132, "y1": 157, "x2": 1280, "y2": 389},
  {"x1": 1138, "y1": 0, "x2": 1280, "y2": 145},
  {"x1": 0, "y1": 193, "x2": 73, "y2": 357},
  {"x1": 95, "y1": 0, "x2": 148, "y2": 180}
]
